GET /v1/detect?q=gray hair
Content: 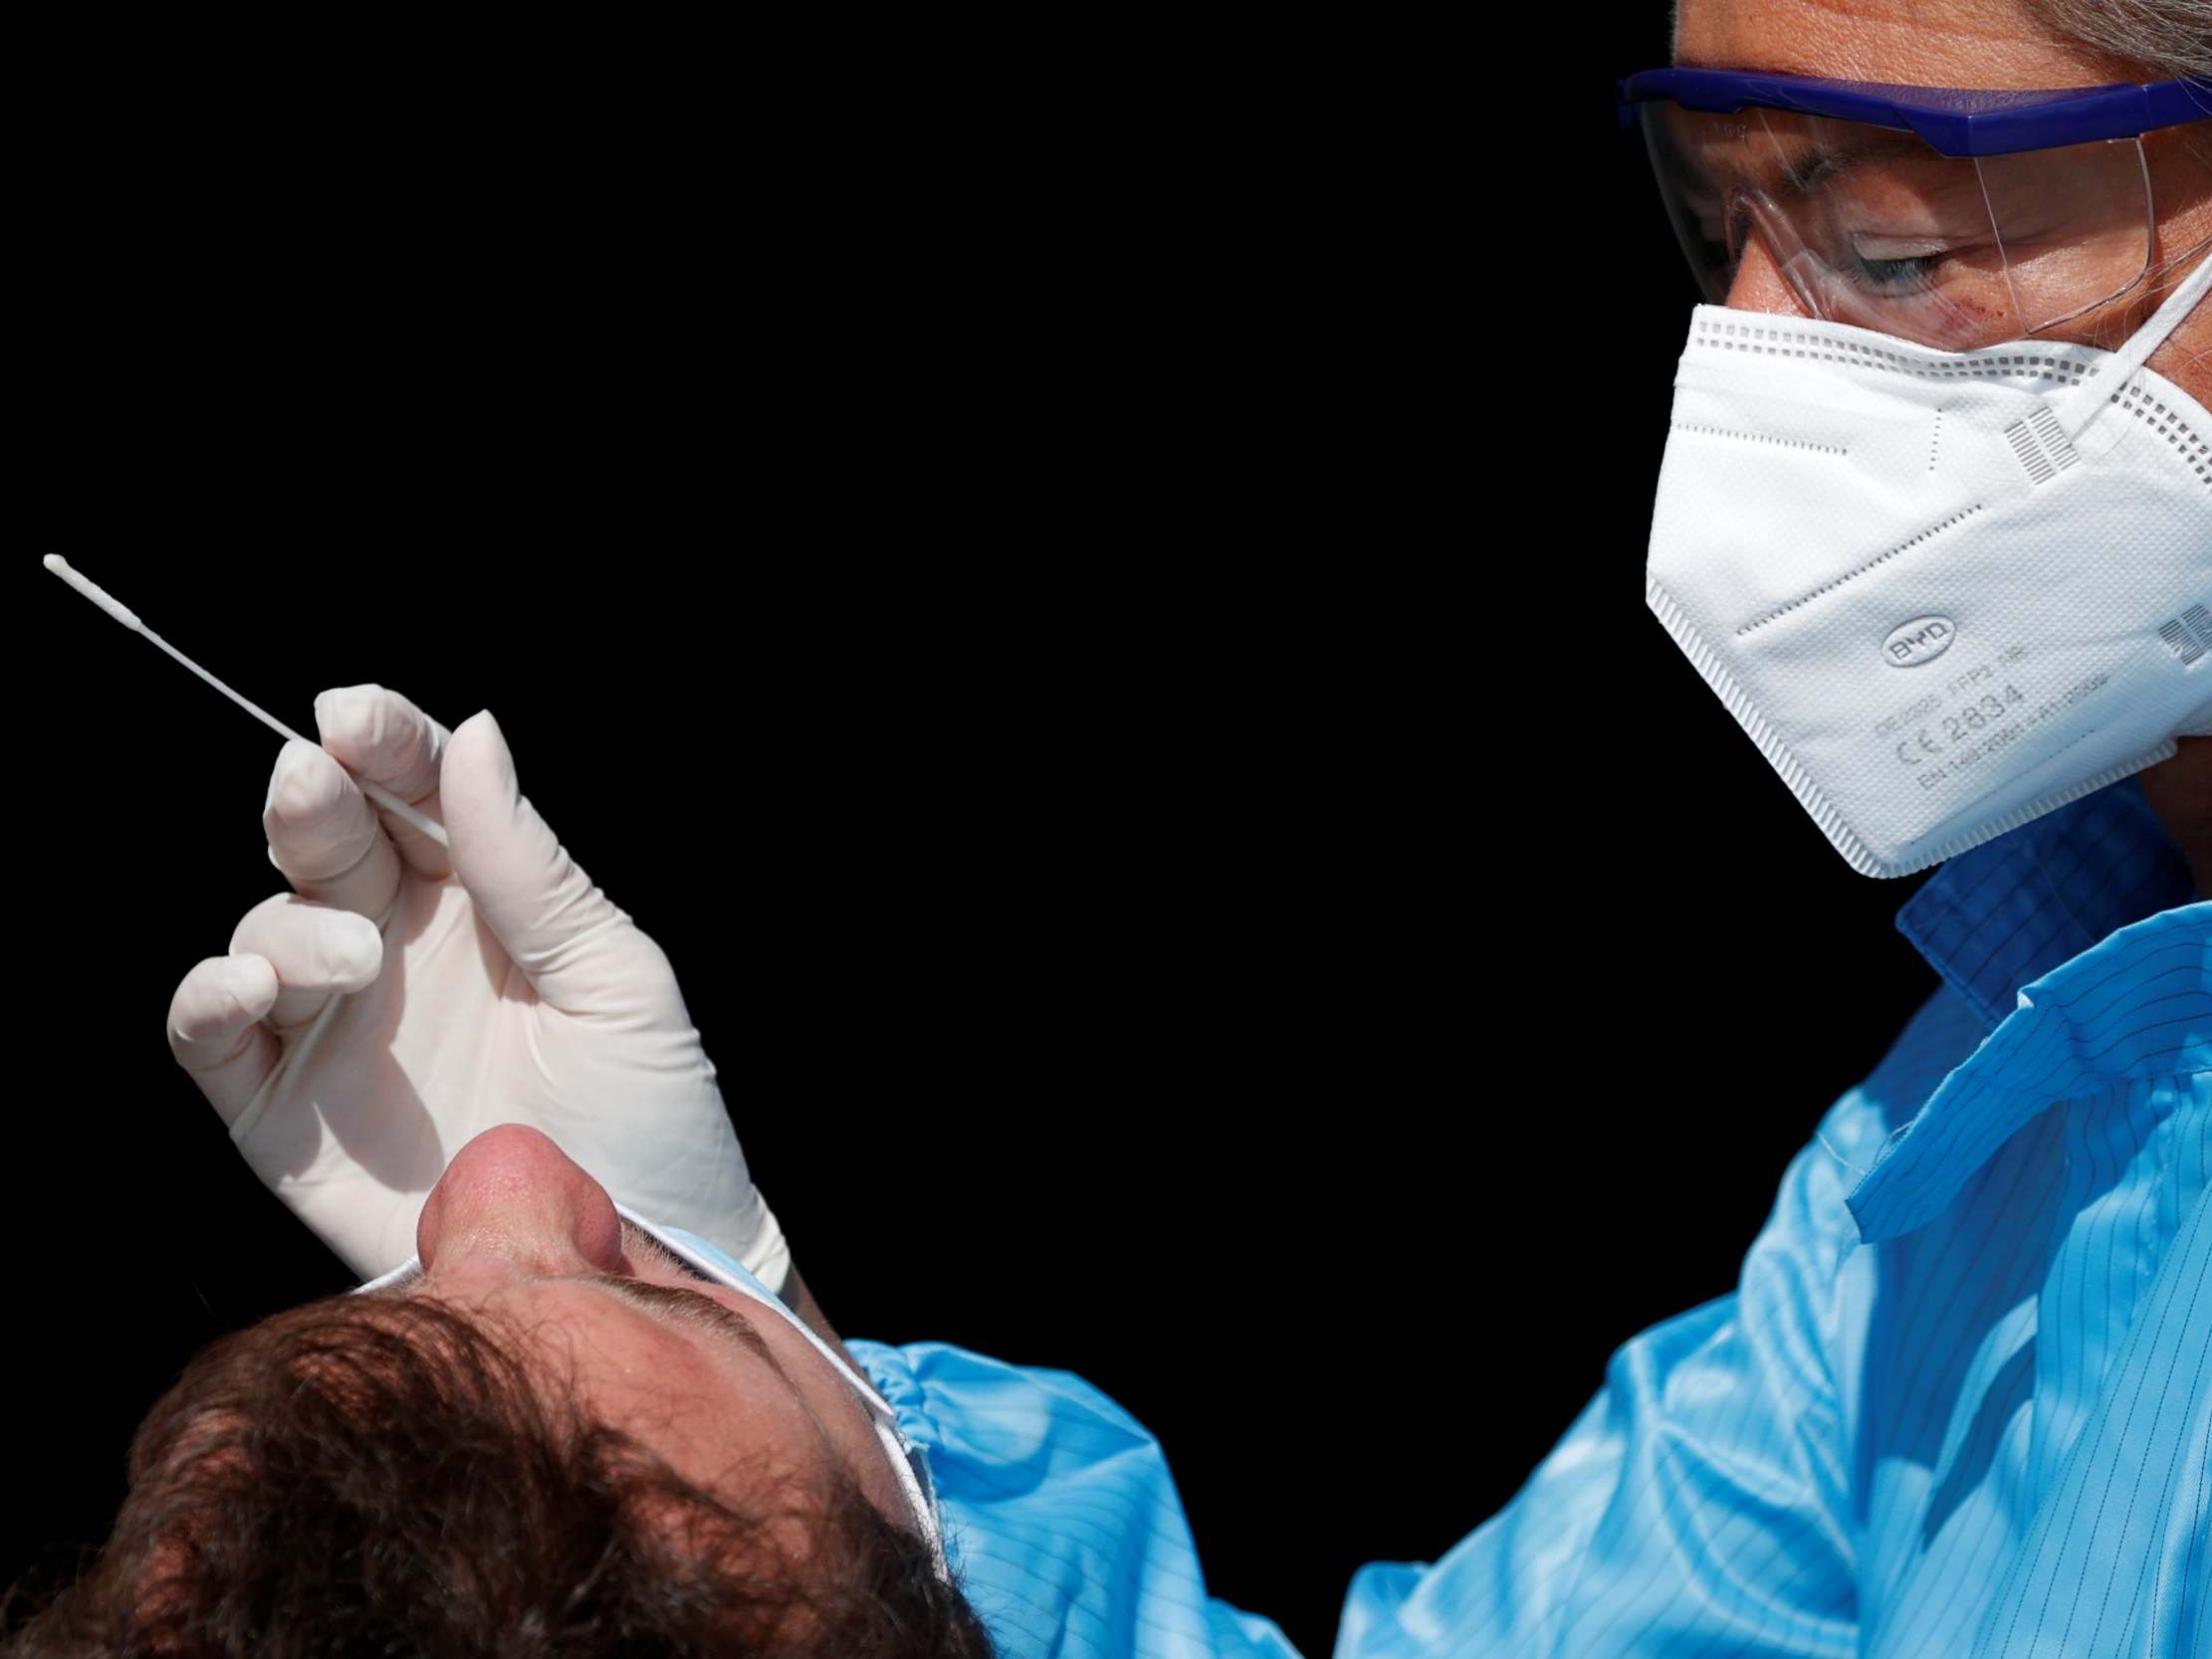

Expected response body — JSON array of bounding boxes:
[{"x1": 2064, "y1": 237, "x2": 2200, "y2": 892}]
[
  {"x1": 2025, "y1": 0, "x2": 2212, "y2": 82},
  {"x1": 2026, "y1": 0, "x2": 2212, "y2": 171}
]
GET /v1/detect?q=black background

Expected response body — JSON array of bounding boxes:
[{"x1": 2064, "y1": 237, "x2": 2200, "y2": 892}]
[{"x1": 14, "y1": 20, "x2": 1950, "y2": 1659}]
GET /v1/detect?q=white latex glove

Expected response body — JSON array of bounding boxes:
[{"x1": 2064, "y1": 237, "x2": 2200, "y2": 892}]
[{"x1": 164, "y1": 686, "x2": 788, "y2": 1292}]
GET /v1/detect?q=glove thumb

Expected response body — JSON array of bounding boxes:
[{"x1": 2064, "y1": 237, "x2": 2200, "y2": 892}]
[{"x1": 441, "y1": 711, "x2": 638, "y2": 1012}]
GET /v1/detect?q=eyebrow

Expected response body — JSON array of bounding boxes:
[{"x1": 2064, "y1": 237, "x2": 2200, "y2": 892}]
[
  {"x1": 572, "y1": 1273, "x2": 792, "y2": 1383},
  {"x1": 363, "y1": 1232, "x2": 792, "y2": 1384},
  {"x1": 578, "y1": 1276, "x2": 902, "y2": 1482},
  {"x1": 1784, "y1": 133, "x2": 1948, "y2": 188},
  {"x1": 1661, "y1": 119, "x2": 1941, "y2": 192}
]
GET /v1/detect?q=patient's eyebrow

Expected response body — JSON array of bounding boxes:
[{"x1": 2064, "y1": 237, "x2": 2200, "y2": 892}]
[
  {"x1": 360, "y1": 1244, "x2": 794, "y2": 1386},
  {"x1": 576, "y1": 1272, "x2": 790, "y2": 1381}
]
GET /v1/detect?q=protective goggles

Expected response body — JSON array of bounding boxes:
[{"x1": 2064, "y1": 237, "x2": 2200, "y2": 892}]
[{"x1": 1617, "y1": 69, "x2": 2212, "y2": 349}]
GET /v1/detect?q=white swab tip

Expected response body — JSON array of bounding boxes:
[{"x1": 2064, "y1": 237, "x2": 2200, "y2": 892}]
[{"x1": 44, "y1": 555, "x2": 143, "y2": 631}]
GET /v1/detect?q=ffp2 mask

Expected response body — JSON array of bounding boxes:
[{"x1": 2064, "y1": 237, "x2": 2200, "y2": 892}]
[{"x1": 1645, "y1": 252, "x2": 2211, "y2": 879}]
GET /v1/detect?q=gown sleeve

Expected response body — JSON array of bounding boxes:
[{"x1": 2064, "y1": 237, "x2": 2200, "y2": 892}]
[
  {"x1": 846, "y1": 1337, "x2": 1305, "y2": 1659},
  {"x1": 1330, "y1": 1076, "x2": 1899, "y2": 1659}
]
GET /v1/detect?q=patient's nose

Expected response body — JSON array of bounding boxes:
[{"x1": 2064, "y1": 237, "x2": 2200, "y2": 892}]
[{"x1": 415, "y1": 1124, "x2": 626, "y2": 1280}]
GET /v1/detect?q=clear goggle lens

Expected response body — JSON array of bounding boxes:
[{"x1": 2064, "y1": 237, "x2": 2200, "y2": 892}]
[{"x1": 1637, "y1": 101, "x2": 2160, "y2": 349}]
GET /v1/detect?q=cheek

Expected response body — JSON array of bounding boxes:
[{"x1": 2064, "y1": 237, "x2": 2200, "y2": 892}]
[
  {"x1": 594, "y1": 1368, "x2": 826, "y2": 1500},
  {"x1": 2154, "y1": 316, "x2": 2211, "y2": 410},
  {"x1": 2148, "y1": 172, "x2": 2212, "y2": 406},
  {"x1": 2158, "y1": 326, "x2": 2212, "y2": 413},
  {"x1": 837, "y1": 1418, "x2": 913, "y2": 1524},
  {"x1": 770, "y1": 1354, "x2": 912, "y2": 1523}
]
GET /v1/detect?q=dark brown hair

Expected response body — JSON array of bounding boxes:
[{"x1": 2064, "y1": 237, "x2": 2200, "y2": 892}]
[{"x1": 0, "y1": 1292, "x2": 996, "y2": 1658}]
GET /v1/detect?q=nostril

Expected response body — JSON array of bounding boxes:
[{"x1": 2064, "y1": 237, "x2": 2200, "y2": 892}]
[{"x1": 415, "y1": 1125, "x2": 625, "y2": 1277}]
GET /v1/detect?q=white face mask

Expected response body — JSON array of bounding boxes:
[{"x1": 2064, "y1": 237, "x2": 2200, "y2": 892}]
[
  {"x1": 1645, "y1": 253, "x2": 2212, "y2": 879},
  {"x1": 352, "y1": 1202, "x2": 951, "y2": 1582}
]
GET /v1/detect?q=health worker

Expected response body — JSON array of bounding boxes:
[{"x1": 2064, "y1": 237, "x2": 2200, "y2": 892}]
[
  {"x1": 1337, "y1": 0, "x2": 2212, "y2": 1655},
  {"x1": 6, "y1": 4, "x2": 2211, "y2": 1657}
]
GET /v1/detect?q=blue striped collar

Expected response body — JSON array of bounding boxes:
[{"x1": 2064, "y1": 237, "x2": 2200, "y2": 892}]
[
  {"x1": 1847, "y1": 776, "x2": 2209, "y2": 1244},
  {"x1": 1893, "y1": 773, "x2": 2197, "y2": 1035}
]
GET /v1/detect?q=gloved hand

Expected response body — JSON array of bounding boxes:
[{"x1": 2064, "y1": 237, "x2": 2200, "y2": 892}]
[{"x1": 164, "y1": 686, "x2": 789, "y2": 1292}]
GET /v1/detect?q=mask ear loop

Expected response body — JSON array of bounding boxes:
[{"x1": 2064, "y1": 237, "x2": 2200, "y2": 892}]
[{"x1": 2050, "y1": 246, "x2": 2212, "y2": 440}]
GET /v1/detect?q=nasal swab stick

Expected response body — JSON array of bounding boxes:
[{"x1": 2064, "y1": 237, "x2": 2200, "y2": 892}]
[{"x1": 42, "y1": 555, "x2": 452, "y2": 849}]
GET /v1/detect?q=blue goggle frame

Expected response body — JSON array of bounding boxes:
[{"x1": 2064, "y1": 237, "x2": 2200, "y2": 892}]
[{"x1": 1617, "y1": 68, "x2": 2212, "y2": 157}]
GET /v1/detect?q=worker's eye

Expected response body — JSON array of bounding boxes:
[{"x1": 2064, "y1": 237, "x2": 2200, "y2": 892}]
[{"x1": 1845, "y1": 243, "x2": 1951, "y2": 296}]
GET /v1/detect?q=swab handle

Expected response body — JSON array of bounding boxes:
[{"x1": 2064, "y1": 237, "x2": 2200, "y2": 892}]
[
  {"x1": 359, "y1": 777, "x2": 451, "y2": 847},
  {"x1": 43, "y1": 554, "x2": 452, "y2": 848}
]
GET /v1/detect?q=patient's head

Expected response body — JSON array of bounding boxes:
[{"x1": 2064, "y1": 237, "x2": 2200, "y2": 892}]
[{"x1": 1, "y1": 1128, "x2": 996, "y2": 1657}]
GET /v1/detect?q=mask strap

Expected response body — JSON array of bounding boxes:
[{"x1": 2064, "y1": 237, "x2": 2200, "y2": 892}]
[{"x1": 2054, "y1": 246, "x2": 2211, "y2": 437}]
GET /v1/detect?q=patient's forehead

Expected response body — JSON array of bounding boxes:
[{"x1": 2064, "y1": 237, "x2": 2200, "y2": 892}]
[
  {"x1": 443, "y1": 1273, "x2": 924, "y2": 1535},
  {"x1": 448, "y1": 1277, "x2": 820, "y2": 1473},
  {"x1": 123, "y1": 1291, "x2": 846, "y2": 1631}
]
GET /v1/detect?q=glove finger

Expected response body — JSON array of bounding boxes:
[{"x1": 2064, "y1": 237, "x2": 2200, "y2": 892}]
[
  {"x1": 228, "y1": 891, "x2": 385, "y2": 1035},
  {"x1": 312, "y1": 685, "x2": 455, "y2": 882},
  {"x1": 441, "y1": 711, "x2": 651, "y2": 1016},
  {"x1": 264, "y1": 737, "x2": 406, "y2": 927},
  {"x1": 168, "y1": 952, "x2": 283, "y2": 1129}
]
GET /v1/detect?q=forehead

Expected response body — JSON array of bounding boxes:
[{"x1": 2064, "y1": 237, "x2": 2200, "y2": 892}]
[
  {"x1": 518, "y1": 1280, "x2": 909, "y2": 1512},
  {"x1": 524, "y1": 1282, "x2": 772, "y2": 1404},
  {"x1": 518, "y1": 1282, "x2": 829, "y2": 1473},
  {"x1": 1674, "y1": 0, "x2": 2137, "y2": 88}
]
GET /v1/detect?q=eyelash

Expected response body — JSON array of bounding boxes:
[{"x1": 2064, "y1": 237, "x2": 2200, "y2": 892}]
[
  {"x1": 374, "y1": 1226, "x2": 721, "y2": 1294},
  {"x1": 627, "y1": 1227, "x2": 721, "y2": 1285},
  {"x1": 1847, "y1": 252, "x2": 1945, "y2": 295},
  {"x1": 1721, "y1": 202, "x2": 1952, "y2": 298}
]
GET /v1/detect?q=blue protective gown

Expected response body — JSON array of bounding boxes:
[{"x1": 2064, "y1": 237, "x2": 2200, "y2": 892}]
[{"x1": 851, "y1": 772, "x2": 2209, "y2": 1657}]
